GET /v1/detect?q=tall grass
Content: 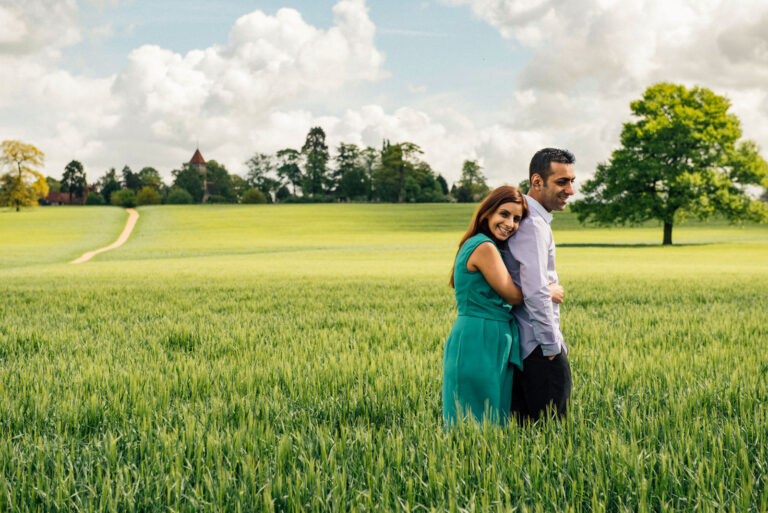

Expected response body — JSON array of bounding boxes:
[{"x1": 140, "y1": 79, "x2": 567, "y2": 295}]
[{"x1": 0, "y1": 205, "x2": 766, "y2": 511}]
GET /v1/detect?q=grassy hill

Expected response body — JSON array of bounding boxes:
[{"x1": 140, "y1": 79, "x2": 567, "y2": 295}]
[{"x1": 0, "y1": 204, "x2": 766, "y2": 511}]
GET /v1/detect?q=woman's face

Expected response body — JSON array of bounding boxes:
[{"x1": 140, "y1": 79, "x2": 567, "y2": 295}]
[{"x1": 487, "y1": 201, "x2": 523, "y2": 241}]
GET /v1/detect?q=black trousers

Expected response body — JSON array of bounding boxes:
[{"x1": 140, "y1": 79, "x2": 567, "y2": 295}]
[{"x1": 510, "y1": 345, "x2": 572, "y2": 422}]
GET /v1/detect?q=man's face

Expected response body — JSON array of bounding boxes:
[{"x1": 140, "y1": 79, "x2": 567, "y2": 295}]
[{"x1": 534, "y1": 162, "x2": 576, "y2": 212}]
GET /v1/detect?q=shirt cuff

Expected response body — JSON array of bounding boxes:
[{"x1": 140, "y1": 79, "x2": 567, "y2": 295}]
[{"x1": 540, "y1": 343, "x2": 561, "y2": 357}]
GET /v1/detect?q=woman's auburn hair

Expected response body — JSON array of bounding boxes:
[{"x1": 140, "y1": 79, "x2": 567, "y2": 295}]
[{"x1": 449, "y1": 186, "x2": 529, "y2": 288}]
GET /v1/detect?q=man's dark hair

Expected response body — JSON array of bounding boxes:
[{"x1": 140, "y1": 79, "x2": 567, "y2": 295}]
[{"x1": 529, "y1": 148, "x2": 575, "y2": 183}]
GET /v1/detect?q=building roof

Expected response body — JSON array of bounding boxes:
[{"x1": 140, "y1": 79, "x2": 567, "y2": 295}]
[
  {"x1": 190, "y1": 148, "x2": 206, "y2": 165},
  {"x1": 45, "y1": 191, "x2": 82, "y2": 205}
]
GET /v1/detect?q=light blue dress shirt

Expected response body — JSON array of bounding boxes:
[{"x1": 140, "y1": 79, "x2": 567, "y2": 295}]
[{"x1": 502, "y1": 195, "x2": 567, "y2": 360}]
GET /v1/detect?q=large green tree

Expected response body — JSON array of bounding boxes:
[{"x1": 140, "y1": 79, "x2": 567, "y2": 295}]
[
  {"x1": 230, "y1": 174, "x2": 250, "y2": 202},
  {"x1": 360, "y1": 146, "x2": 379, "y2": 201},
  {"x1": 172, "y1": 164, "x2": 204, "y2": 203},
  {"x1": 301, "y1": 127, "x2": 330, "y2": 197},
  {"x1": 98, "y1": 168, "x2": 121, "y2": 204},
  {"x1": 46, "y1": 176, "x2": 62, "y2": 193},
  {"x1": 137, "y1": 166, "x2": 163, "y2": 190},
  {"x1": 62, "y1": 160, "x2": 87, "y2": 204},
  {"x1": 245, "y1": 153, "x2": 280, "y2": 202},
  {"x1": 373, "y1": 141, "x2": 423, "y2": 203},
  {"x1": 572, "y1": 83, "x2": 768, "y2": 245},
  {"x1": 275, "y1": 148, "x2": 303, "y2": 196},
  {"x1": 405, "y1": 161, "x2": 445, "y2": 203},
  {"x1": 455, "y1": 160, "x2": 490, "y2": 203},
  {"x1": 436, "y1": 174, "x2": 449, "y2": 196},
  {"x1": 0, "y1": 140, "x2": 48, "y2": 211},
  {"x1": 333, "y1": 143, "x2": 368, "y2": 201},
  {"x1": 122, "y1": 165, "x2": 142, "y2": 192},
  {"x1": 205, "y1": 160, "x2": 236, "y2": 202}
]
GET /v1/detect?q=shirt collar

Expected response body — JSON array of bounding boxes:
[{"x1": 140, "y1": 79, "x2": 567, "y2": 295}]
[{"x1": 525, "y1": 195, "x2": 553, "y2": 224}]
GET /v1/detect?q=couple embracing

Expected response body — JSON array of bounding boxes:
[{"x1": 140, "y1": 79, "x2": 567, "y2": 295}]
[{"x1": 443, "y1": 148, "x2": 576, "y2": 426}]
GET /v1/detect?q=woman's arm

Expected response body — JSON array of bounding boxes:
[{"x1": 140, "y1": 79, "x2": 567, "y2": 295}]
[{"x1": 466, "y1": 242, "x2": 523, "y2": 305}]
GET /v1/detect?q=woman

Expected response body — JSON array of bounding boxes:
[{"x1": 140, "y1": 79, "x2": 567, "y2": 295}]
[{"x1": 442, "y1": 186, "x2": 562, "y2": 426}]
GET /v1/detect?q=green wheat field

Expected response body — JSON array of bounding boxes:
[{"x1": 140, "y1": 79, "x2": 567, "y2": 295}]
[{"x1": 1, "y1": 204, "x2": 767, "y2": 512}]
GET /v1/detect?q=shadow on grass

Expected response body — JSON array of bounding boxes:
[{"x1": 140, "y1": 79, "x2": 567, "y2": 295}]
[{"x1": 558, "y1": 242, "x2": 715, "y2": 248}]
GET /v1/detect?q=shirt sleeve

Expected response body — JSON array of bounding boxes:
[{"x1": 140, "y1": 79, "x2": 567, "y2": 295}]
[{"x1": 507, "y1": 219, "x2": 561, "y2": 356}]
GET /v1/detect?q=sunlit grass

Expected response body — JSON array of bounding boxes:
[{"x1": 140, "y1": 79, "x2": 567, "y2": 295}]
[
  {"x1": 0, "y1": 206, "x2": 127, "y2": 268},
  {"x1": 0, "y1": 204, "x2": 766, "y2": 511}
]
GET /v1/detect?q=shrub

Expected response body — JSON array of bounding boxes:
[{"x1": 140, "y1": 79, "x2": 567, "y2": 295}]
[
  {"x1": 85, "y1": 192, "x2": 105, "y2": 205},
  {"x1": 137, "y1": 186, "x2": 161, "y2": 206},
  {"x1": 111, "y1": 189, "x2": 136, "y2": 208},
  {"x1": 275, "y1": 185, "x2": 291, "y2": 202},
  {"x1": 241, "y1": 188, "x2": 267, "y2": 204},
  {"x1": 166, "y1": 188, "x2": 194, "y2": 204},
  {"x1": 207, "y1": 194, "x2": 228, "y2": 204}
]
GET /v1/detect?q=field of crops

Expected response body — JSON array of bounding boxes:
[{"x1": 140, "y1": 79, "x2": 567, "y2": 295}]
[{"x1": 1, "y1": 204, "x2": 767, "y2": 512}]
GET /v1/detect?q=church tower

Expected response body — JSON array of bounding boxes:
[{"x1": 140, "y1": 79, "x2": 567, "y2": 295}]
[{"x1": 189, "y1": 148, "x2": 209, "y2": 203}]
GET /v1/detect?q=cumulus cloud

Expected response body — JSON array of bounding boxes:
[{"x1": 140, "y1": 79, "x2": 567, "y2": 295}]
[
  {"x1": 112, "y1": 1, "x2": 384, "y2": 122},
  {"x1": 1, "y1": 0, "x2": 539, "y2": 186},
  {"x1": 443, "y1": 0, "x2": 768, "y2": 182},
  {"x1": 0, "y1": 0, "x2": 391, "y2": 179},
  {"x1": 3, "y1": 0, "x2": 768, "y2": 188},
  {"x1": 0, "y1": 0, "x2": 81, "y2": 56}
]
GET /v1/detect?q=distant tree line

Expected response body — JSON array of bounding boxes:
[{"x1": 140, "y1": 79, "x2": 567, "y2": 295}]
[{"x1": 32, "y1": 127, "x2": 494, "y2": 208}]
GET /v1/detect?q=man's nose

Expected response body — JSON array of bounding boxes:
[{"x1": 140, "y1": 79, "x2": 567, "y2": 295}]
[{"x1": 564, "y1": 182, "x2": 574, "y2": 195}]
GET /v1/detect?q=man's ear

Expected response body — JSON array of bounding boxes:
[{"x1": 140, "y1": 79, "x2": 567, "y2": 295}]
[{"x1": 531, "y1": 173, "x2": 543, "y2": 190}]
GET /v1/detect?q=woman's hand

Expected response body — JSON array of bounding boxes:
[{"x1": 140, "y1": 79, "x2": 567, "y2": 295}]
[{"x1": 549, "y1": 282, "x2": 564, "y2": 304}]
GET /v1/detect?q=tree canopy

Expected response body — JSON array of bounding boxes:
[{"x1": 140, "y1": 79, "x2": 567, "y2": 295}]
[
  {"x1": 33, "y1": 125, "x2": 492, "y2": 207},
  {"x1": 373, "y1": 141, "x2": 426, "y2": 203},
  {"x1": 121, "y1": 165, "x2": 142, "y2": 191},
  {"x1": 138, "y1": 167, "x2": 162, "y2": 190},
  {"x1": 455, "y1": 160, "x2": 490, "y2": 203},
  {"x1": 98, "y1": 168, "x2": 121, "y2": 204},
  {"x1": 205, "y1": 160, "x2": 237, "y2": 202},
  {"x1": 301, "y1": 127, "x2": 330, "y2": 197},
  {"x1": 62, "y1": 160, "x2": 87, "y2": 204},
  {"x1": 171, "y1": 164, "x2": 205, "y2": 203},
  {"x1": 0, "y1": 140, "x2": 48, "y2": 211},
  {"x1": 571, "y1": 83, "x2": 768, "y2": 244},
  {"x1": 334, "y1": 143, "x2": 368, "y2": 201},
  {"x1": 246, "y1": 154, "x2": 280, "y2": 202},
  {"x1": 276, "y1": 149, "x2": 302, "y2": 195}
]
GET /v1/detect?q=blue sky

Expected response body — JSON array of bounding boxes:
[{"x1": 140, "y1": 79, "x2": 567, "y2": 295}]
[{"x1": 1, "y1": 0, "x2": 767, "y2": 186}]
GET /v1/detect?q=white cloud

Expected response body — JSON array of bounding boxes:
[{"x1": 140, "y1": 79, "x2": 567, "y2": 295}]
[
  {"x1": 0, "y1": 0, "x2": 390, "y2": 180},
  {"x1": 3, "y1": 0, "x2": 768, "y2": 191},
  {"x1": 443, "y1": 0, "x2": 768, "y2": 183},
  {"x1": 302, "y1": 105, "x2": 544, "y2": 186},
  {"x1": 0, "y1": 6, "x2": 28, "y2": 45},
  {"x1": 0, "y1": 0, "x2": 81, "y2": 56}
]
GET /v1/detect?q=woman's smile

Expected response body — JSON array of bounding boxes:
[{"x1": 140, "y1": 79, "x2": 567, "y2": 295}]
[{"x1": 496, "y1": 223, "x2": 515, "y2": 239}]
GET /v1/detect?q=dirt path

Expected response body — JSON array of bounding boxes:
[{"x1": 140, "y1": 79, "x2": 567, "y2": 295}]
[{"x1": 70, "y1": 208, "x2": 139, "y2": 264}]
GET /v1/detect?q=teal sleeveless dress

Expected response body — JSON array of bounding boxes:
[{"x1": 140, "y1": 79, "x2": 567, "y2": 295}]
[{"x1": 442, "y1": 233, "x2": 523, "y2": 425}]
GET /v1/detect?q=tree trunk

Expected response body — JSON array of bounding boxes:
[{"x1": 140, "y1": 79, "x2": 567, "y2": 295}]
[{"x1": 663, "y1": 222, "x2": 673, "y2": 245}]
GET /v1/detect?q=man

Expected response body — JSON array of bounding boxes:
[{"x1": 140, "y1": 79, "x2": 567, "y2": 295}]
[{"x1": 503, "y1": 147, "x2": 576, "y2": 421}]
